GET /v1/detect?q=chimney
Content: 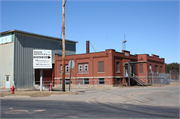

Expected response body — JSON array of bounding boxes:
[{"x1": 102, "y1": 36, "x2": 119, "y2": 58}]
[{"x1": 86, "y1": 40, "x2": 90, "y2": 53}]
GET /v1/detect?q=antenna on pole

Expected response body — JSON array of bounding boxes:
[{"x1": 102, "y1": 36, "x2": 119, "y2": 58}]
[{"x1": 122, "y1": 34, "x2": 127, "y2": 50}]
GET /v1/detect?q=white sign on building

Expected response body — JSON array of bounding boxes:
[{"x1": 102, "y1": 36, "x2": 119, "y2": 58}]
[{"x1": 33, "y1": 50, "x2": 52, "y2": 69}]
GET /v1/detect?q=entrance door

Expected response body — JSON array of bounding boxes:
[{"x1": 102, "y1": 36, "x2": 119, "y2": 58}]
[
  {"x1": 124, "y1": 65, "x2": 128, "y2": 77},
  {"x1": 124, "y1": 64, "x2": 133, "y2": 77},
  {"x1": 5, "y1": 76, "x2": 10, "y2": 88}
]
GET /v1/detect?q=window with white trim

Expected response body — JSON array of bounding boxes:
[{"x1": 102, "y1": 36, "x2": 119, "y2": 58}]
[
  {"x1": 60, "y1": 65, "x2": 69, "y2": 73},
  {"x1": 78, "y1": 63, "x2": 89, "y2": 73},
  {"x1": 61, "y1": 65, "x2": 63, "y2": 73},
  {"x1": 79, "y1": 65, "x2": 82, "y2": 72},
  {"x1": 66, "y1": 66, "x2": 69, "y2": 72},
  {"x1": 149, "y1": 64, "x2": 152, "y2": 73},
  {"x1": 84, "y1": 64, "x2": 88, "y2": 71}
]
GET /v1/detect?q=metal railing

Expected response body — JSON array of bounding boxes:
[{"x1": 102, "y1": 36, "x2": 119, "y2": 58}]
[
  {"x1": 130, "y1": 73, "x2": 147, "y2": 86},
  {"x1": 130, "y1": 72, "x2": 170, "y2": 86},
  {"x1": 147, "y1": 72, "x2": 170, "y2": 85}
]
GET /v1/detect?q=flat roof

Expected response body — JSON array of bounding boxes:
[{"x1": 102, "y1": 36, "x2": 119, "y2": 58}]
[{"x1": 0, "y1": 29, "x2": 78, "y2": 43}]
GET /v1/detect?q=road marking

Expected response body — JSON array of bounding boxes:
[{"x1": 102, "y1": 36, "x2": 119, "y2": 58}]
[
  {"x1": 68, "y1": 116, "x2": 78, "y2": 118},
  {"x1": 5, "y1": 108, "x2": 46, "y2": 115}
]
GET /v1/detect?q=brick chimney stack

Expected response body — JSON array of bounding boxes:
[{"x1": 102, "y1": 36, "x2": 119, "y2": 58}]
[{"x1": 86, "y1": 40, "x2": 90, "y2": 54}]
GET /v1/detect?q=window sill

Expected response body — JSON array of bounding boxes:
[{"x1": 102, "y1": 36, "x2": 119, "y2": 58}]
[
  {"x1": 116, "y1": 72, "x2": 121, "y2": 74},
  {"x1": 98, "y1": 72, "x2": 105, "y2": 73},
  {"x1": 60, "y1": 73, "x2": 70, "y2": 75},
  {"x1": 78, "y1": 72, "x2": 89, "y2": 74}
]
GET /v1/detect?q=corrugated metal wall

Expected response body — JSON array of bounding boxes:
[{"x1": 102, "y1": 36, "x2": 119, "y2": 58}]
[{"x1": 14, "y1": 32, "x2": 76, "y2": 88}]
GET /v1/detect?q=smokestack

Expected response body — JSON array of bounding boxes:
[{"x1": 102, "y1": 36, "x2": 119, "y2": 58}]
[{"x1": 86, "y1": 40, "x2": 89, "y2": 54}]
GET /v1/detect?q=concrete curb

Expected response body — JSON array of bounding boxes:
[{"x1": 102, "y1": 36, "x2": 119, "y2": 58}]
[
  {"x1": 1, "y1": 96, "x2": 30, "y2": 98},
  {"x1": 49, "y1": 94, "x2": 69, "y2": 97}
]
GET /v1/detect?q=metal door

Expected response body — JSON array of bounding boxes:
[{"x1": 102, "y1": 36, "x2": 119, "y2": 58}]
[{"x1": 5, "y1": 76, "x2": 10, "y2": 88}]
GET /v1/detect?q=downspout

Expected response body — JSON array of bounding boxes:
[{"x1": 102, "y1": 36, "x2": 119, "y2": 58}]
[
  {"x1": 92, "y1": 56, "x2": 94, "y2": 86},
  {"x1": 13, "y1": 32, "x2": 16, "y2": 90},
  {"x1": 128, "y1": 62, "x2": 130, "y2": 86},
  {"x1": 52, "y1": 64, "x2": 54, "y2": 85}
]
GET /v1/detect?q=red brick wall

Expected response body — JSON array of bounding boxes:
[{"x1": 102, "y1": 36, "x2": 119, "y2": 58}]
[
  {"x1": 35, "y1": 69, "x2": 52, "y2": 86},
  {"x1": 54, "y1": 49, "x2": 165, "y2": 86},
  {"x1": 54, "y1": 50, "x2": 114, "y2": 85}
]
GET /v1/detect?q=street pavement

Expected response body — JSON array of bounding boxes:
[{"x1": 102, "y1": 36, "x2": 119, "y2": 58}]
[{"x1": 1, "y1": 84, "x2": 179, "y2": 118}]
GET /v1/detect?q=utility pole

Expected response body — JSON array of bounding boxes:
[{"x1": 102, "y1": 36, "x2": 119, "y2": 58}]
[{"x1": 62, "y1": 0, "x2": 65, "y2": 92}]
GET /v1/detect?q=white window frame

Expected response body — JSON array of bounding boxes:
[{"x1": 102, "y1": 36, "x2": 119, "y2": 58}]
[
  {"x1": 84, "y1": 64, "x2": 88, "y2": 72},
  {"x1": 149, "y1": 64, "x2": 152, "y2": 73},
  {"x1": 66, "y1": 65, "x2": 69, "y2": 73},
  {"x1": 79, "y1": 65, "x2": 82, "y2": 72},
  {"x1": 60, "y1": 65, "x2": 63, "y2": 73}
]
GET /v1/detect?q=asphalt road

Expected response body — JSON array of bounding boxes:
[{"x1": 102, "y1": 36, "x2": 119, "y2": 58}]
[{"x1": 1, "y1": 84, "x2": 179, "y2": 118}]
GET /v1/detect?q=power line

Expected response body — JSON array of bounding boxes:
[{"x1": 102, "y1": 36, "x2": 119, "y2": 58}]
[{"x1": 90, "y1": 42, "x2": 96, "y2": 52}]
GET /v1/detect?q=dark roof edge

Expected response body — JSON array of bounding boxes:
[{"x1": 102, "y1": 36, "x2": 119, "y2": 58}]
[{"x1": 0, "y1": 29, "x2": 78, "y2": 43}]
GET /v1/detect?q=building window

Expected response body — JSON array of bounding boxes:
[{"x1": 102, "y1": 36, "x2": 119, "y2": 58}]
[
  {"x1": 160, "y1": 66, "x2": 162, "y2": 73},
  {"x1": 98, "y1": 78, "x2": 104, "y2": 84},
  {"x1": 155, "y1": 65, "x2": 158, "y2": 74},
  {"x1": 84, "y1": 79, "x2": 89, "y2": 84},
  {"x1": 60, "y1": 65, "x2": 69, "y2": 73},
  {"x1": 79, "y1": 65, "x2": 82, "y2": 72},
  {"x1": 139, "y1": 64, "x2": 143, "y2": 74},
  {"x1": 78, "y1": 63, "x2": 89, "y2": 73},
  {"x1": 84, "y1": 64, "x2": 88, "y2": 71},
  {"x1": 6, "y1": 76, "x2": 9, "y2": 81},
  {"x1": 149, "y1": 64, "x2": 152, "y2": 73},
  {"x1": 66, "y1": 66, "x2": 69, "y2": 72},
  {"x1": 98, "y1": 61, "x2": 104, "y2": 72},
  {"x1": 116, "y1": 62, "x2": 120, "y2": 73},
  {"x1": 60, "y1": 65, "x2": 63, "y2": 73},
  {"x1": 65, "y1": 79, "x2": 70, "y2": 84}
]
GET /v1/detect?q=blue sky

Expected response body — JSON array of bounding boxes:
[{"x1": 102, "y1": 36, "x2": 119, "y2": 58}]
[{"x1": 0, "y1": 0, "x2": 179, "y2": 63}]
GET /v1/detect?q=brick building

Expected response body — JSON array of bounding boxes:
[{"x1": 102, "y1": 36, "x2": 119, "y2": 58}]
[{"x1": 54, "y1": 41, "x2": 165, "y2": 86}]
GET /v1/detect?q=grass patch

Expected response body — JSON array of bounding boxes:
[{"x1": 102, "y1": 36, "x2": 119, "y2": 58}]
[{"x1": 0, "y1": 91, "x2": 77, "y2": 97}]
